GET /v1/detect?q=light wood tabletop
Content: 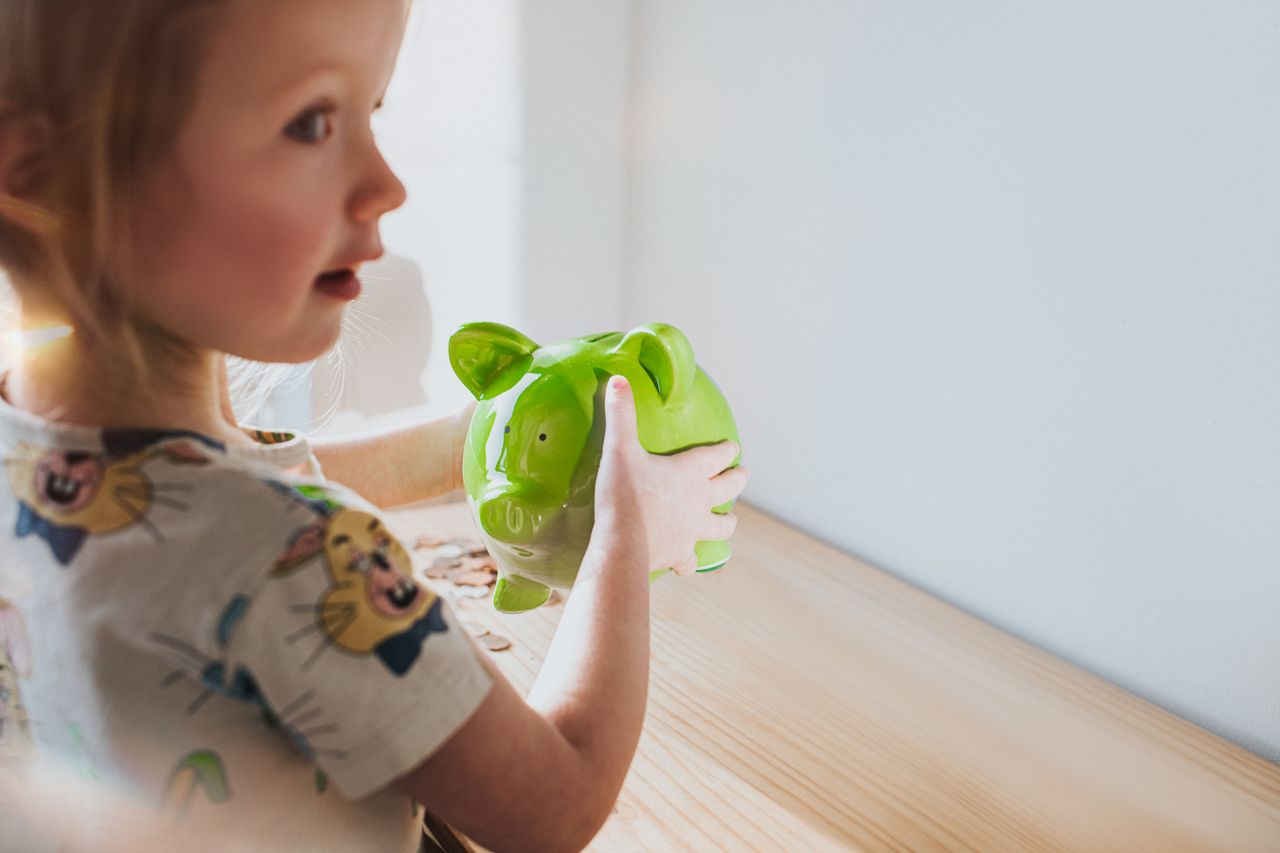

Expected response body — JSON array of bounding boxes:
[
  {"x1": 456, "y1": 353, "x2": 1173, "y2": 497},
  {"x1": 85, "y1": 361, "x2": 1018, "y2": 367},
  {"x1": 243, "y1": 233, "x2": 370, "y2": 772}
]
[{"x1": 387, "y1": 496, "x2": 1280, "y2": 852}]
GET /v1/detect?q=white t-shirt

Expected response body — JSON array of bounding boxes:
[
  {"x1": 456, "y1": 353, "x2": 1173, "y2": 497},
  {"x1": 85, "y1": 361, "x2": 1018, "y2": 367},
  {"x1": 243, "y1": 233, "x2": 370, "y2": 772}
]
[{"x1": 0, "y1": 378, "x2": 494, "y2": 851}]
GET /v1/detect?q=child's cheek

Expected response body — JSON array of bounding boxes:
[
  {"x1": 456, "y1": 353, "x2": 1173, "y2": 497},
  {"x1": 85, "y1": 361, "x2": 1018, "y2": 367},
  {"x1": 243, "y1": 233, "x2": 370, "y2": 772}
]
[{"x1": 138, "y1": 164, "x2": 331, "y2": 321}]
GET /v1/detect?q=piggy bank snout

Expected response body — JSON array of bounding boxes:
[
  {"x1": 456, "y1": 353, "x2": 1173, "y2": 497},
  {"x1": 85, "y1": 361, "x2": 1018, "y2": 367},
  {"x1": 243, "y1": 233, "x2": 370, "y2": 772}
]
[{"x1": 478, "y1": 492, "x2": 552, "y2": 546}]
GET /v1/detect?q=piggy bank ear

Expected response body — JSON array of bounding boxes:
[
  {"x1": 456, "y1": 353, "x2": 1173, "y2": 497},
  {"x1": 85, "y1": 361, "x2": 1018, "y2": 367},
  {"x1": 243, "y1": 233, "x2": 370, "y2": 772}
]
[
  {"x1": 614, "y1": 323, "x2": 696, "y2": 403},
  {"x1": 449, "y1": 322, "x2": 539, "y2": 400}
]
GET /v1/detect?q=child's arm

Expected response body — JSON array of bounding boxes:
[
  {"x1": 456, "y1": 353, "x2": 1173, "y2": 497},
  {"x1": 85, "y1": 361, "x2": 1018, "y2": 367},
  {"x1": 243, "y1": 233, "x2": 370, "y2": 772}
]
[
  {"x1": 216, "y1": 355, "x2": 475, "y2": 507},
  {"x1": 396, "y1": 377, "x2": 747, "y2": 852},
  {"x1": 399, "y1": 522, "x2": 650, "y2": 852},
  {"x1": 309, "y1": 400, "x2": 476, "y2": 507}
]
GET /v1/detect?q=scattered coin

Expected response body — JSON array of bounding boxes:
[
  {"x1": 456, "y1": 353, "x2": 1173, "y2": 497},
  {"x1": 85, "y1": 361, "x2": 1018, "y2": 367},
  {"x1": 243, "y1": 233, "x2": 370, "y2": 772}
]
[
  {"x1": 464, "y1": 542, "x2": 490, "y2": 558},
  {"x1": 479, "y1": 633, "x2": 511, "y2": 652},
  {"x1": 452, "y1": 585, "x2": 491, "y2": 599},
  {"x1": 413, "y1": 534, "x2": 446, "y2": 550},
  {"x1": 433, "y1": 544, "x2": 467, "y2": 560},
  {"x1": 546, "y1": 589, "x2": 563, "y2": 605},
  {"x1": 462, "y1": 556, "x2": 497, "y2": 573},
  {"x1": 460, "y1": 620, "x2": 490, "y2": 638},
  {"x1": 426, "y1": 557, "x2": 464, "y2": 579},
  {"x1": 453, "y1": 570, "x2": 496, "y2": 587}
]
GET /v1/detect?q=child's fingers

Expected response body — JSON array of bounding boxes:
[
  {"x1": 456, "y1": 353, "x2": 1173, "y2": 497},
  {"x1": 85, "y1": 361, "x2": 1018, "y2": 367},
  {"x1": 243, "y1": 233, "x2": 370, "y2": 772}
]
[
  {"x1": 704, "y1": 511, "x2": 738, "y2": 542},
  {"x1": 708, "y1": 466, "x2": 750, "y2": 508},
  {"x1": 672, "y1": 552, "x2": 699, "y2": 577},
  {"x1": 680, "y1": 440, "x2": 741, "y2": 477},
  {"x1": 601, "y1": 375, "x2": 638, "y2": 457}
]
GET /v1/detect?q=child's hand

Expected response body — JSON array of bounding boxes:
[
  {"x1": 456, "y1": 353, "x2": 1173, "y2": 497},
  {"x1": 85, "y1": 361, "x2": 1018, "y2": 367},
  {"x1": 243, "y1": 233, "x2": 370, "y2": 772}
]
[{"x1": 593, "y1": 375, "x2": 749, "y2": 577}]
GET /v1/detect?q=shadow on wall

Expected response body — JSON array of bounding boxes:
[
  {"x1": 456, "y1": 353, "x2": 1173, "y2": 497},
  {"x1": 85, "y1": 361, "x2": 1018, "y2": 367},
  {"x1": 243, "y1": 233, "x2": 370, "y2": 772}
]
[{"x1": 310, "y1": 253, "x2": 433, "y2": 431}]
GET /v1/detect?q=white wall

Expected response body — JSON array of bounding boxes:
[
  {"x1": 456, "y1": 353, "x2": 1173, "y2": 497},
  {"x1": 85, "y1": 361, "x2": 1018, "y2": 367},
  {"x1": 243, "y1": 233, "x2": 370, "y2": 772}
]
[
  {"x1": 519, "y1": 1, "x2": 631, "y2": 344},
  {"x1": 306, "y1": 1, "x2": 1279, "y2": 762},
  {"x1": 310, "y1": 1, "x2": 632, "y2": 433},
  {"x1": 312, "y1": 0, "x2": 525, "y2": 434},
  {"x1": 622, "y1": 1, "x2": 1280, "y2": 761}
]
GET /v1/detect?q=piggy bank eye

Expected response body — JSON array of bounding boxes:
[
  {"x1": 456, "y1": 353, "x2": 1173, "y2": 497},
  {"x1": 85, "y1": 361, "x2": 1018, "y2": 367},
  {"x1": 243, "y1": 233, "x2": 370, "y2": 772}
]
[
  {"x1": 539, "y1": 433, "x2": 547, "y2": 442},
  {"x1": 504, "y1": 426, "x2": 510, "y2": 434}
]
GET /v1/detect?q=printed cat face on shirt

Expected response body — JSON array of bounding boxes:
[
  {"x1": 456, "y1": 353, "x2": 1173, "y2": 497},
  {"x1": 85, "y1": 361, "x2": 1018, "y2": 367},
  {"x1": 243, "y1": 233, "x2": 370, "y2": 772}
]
[
  {"x1": 10, "y1": 446, "x2": 150, "y2": 530},
  {"x1": 272, "y1": 503, "x2": 448, "y2": 676},
  {"x1": 6, "y1": 433, "x2": 212, "y2": 565}
]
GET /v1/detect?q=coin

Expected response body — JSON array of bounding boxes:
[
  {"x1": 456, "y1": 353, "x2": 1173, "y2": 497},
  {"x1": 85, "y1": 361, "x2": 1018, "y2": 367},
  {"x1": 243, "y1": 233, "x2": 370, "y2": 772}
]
[
  {"x1": 460, "y1": 620, "x2": 490, "y2": 638},
  {"x1": 546, "y1": 589, "x2": 563, "y2": 605},
  {"x1": 463, "y1": 556, "x2": 497, "y2": 573},
  {"x1": 413, "y1": 534, "x2": 446, "y2": 550},
  {"x1": 454, "y1": 570, "x2": 496, "y2": 587},
  {"x1": 426, "y1": 557, "x2": 464, "y2": 579},
  {"x1": 433, "y1": 544, "x2": 467, "y2": 560},
  {"x1": 479, "y1": 633, "x2": 511, "y2": 652}
]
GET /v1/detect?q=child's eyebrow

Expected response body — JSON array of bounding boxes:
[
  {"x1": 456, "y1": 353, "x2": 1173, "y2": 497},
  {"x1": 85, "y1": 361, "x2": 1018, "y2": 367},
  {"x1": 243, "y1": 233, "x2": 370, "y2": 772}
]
[
  {"x1": 271, "y1": 60, "x2": 348, "y2": 99},
  {"x1": 270, "y1": 60, "x2": 390, "y2": 107}
]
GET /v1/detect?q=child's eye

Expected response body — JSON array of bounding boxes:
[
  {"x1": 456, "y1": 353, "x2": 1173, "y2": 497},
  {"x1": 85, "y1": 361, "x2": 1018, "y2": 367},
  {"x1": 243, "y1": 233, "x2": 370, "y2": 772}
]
[{"x1": 285, "y1": 107, "x2": 333, "y2": 144}]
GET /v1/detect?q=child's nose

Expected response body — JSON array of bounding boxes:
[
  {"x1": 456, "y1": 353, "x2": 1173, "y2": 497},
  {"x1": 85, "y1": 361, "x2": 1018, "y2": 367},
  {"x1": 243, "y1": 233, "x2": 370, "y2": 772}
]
[{"x1": 350, "y1": 147, "x2": 407, "y2": 223}]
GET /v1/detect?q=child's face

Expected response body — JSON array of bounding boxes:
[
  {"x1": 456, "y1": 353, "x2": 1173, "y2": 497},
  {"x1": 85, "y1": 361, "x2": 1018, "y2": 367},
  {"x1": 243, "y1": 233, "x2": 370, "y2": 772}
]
[{"x1": 124, "y1": 0, "x2": 411, "y2": 364}]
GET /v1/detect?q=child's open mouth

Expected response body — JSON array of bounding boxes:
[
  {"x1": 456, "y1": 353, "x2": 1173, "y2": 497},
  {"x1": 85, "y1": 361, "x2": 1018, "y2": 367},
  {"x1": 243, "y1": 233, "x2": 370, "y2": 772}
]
[{"x1": 315, "y1": 267, "x2": 361, "y2": 300}]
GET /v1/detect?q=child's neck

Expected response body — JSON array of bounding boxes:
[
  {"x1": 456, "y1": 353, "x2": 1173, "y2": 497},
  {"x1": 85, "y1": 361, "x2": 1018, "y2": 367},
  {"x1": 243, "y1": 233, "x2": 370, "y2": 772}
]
[{"x1": 4, "y1": 322, "x2": 256, "y2": 448}]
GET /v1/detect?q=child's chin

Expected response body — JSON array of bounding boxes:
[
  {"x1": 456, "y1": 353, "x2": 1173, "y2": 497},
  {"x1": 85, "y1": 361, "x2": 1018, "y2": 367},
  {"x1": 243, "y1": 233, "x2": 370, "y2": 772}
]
[{"x1": 233, "y1": 331, "x2": 339, "y2": 365}]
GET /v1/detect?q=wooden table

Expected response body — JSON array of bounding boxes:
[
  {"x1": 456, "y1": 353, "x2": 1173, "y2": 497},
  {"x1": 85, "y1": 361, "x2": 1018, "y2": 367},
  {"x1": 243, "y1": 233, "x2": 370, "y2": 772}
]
[{"x1": 388, "y1": 496, "x2": 1280, "y2": 852}]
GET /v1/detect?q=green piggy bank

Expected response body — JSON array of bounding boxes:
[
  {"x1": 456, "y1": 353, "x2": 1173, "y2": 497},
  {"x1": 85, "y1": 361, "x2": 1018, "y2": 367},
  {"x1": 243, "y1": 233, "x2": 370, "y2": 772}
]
[{"x1": 449, "y1": 322, "x2": 742, "y2": 613}]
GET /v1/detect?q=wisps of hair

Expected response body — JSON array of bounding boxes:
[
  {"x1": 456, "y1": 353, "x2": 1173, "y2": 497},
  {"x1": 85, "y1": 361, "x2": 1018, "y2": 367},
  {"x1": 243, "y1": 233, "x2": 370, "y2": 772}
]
[{"x1": 0, "y1": 0, "x2": 343, "y2": 428}]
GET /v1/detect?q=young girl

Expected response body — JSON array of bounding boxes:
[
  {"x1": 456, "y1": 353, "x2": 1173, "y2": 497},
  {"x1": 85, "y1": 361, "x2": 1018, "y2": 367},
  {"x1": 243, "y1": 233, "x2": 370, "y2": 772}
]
[{"x1": 0, "y1": 1, "x2": 748, "y2": 850}]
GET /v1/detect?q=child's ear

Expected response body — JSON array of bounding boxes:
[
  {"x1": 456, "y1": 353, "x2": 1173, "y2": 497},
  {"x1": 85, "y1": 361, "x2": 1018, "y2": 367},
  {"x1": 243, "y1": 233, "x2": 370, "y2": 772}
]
[
  {"x1": 449, "y1": 322, "x2": 539, "y2": 400},
  {"x1": 0, "y1": 112, "x2": 58, "y2": 234}
]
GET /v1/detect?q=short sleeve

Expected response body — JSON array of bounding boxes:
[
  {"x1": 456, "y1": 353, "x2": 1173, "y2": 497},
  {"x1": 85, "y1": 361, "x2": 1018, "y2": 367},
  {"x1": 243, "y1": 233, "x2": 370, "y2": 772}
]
[{"x1": 226, "y1": 485, "x2": 495, "y2": 800}]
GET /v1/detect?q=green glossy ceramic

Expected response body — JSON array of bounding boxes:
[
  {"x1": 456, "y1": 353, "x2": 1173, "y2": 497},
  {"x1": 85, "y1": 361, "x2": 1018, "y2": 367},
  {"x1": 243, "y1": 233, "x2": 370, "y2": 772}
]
[{"x1": 448, "y1": 322, "x2": 742, "y2": 613}]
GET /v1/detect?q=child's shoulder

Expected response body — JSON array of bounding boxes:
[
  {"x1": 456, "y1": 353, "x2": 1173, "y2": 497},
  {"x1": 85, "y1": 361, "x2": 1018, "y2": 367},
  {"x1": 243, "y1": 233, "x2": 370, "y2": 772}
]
[{"x1": 1, "y1": 424, "x2": 378, "y2": 576}]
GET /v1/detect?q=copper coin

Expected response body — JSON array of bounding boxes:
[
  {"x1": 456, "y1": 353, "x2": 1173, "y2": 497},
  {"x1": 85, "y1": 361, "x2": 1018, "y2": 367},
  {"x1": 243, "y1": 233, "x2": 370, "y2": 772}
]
[
  {"x1": 460, "y1": 620, "x2": 490, "y2": 638},
  {"x1": 479, "y1": 633, "x2": 511, "y2": 652},
  {"x1": 413, "y1": 534, "x2": 446, "y2": 550},
  {"x1": 454, "y1": 570, "x2": 496, "y2": 587},
  {"x1": 427, "y1": 558, "x2": 464, "y2": 579},
  {"x1": 464, "y1": 556, "x2": 497, "y2": 573}
]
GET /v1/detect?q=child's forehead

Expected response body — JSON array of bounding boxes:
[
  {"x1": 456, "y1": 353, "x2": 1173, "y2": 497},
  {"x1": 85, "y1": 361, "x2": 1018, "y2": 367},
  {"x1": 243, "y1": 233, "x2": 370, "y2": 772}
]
[{"x1": 203, "y1": 0, "x2": 408, "y2": 103}]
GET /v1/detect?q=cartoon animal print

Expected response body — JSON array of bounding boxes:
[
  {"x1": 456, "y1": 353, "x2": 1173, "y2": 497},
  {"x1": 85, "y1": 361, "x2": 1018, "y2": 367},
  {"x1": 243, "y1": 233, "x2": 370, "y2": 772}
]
[
  {"x1": 271, "y1": 488, "x2": 448, "y2": 677},
  {"x1": 4, "y1": 430, "x2": 214, "y2": 565},
  {"x1": 0, "y1": 599, "x2": 34, "y2": 774},
  {"x1": 162, "y1": 749, "x2": 230, "y2": 818},
  {"x1": 150, "y1": 596, "x2": 348, "y2": 765}
]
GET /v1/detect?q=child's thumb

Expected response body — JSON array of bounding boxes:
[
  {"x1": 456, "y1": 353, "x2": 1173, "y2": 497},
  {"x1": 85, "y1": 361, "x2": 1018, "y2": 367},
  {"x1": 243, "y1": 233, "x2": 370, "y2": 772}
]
[{"x1": 602, "y1": 375, "x2": 638, "y2": 452}]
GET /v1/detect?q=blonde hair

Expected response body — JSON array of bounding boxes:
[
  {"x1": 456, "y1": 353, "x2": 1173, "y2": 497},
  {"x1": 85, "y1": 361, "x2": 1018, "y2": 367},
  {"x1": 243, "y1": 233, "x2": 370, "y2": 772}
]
[{"x1": 0, "y1": 0, "x2": 324, "y2": 425}]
